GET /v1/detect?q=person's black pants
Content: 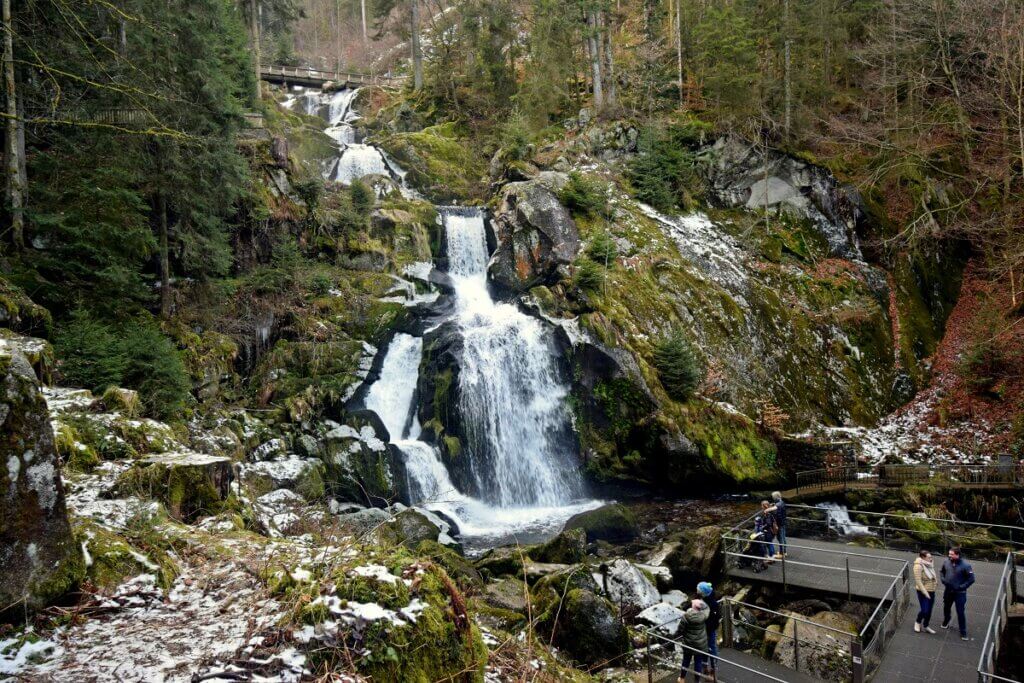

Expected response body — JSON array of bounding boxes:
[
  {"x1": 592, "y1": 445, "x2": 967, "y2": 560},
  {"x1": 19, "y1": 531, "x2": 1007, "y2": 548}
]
[{"x1": 942, "y1": 590, "x2": 967, "y2": 636}]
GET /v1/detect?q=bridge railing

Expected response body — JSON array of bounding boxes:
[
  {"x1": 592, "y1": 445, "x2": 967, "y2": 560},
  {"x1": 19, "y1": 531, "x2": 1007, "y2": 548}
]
[
  {"x1": 977, "y1": 552, "x2": 1024, "y2": 683},
  {"x1": 858, "y1": 560, "x2": 912, "y2": 679},
  {"x1": 785, "y1": 503, "x2": 1024, "y2": 560},
  {"x1": 795, "y1": 463, "x2": 1024, "y2": 494},
  {"x1": 644, "y1": 628, "x2": 789, "y2": 683},
  {"x1": 260, "y1": 64, "x2": 406, "y2": 87}
]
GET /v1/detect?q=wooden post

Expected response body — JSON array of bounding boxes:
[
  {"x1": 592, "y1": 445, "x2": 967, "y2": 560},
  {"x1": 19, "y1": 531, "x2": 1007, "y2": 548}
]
[
  {"x1": 846, "y1": 557, "x2": 851, "y2": 601},
  {"x1": 794, "y1": 619, "x2": 800, "y2": 672},
  {"x1": 723, "y1": 600, "x2": 734, "y2": 647},
  {"x1": 851, "y1": 639, "x2": 865, "y2": 683},
  {"x1": 645, "y1": 630, "x2": 653, "y2": 683}
]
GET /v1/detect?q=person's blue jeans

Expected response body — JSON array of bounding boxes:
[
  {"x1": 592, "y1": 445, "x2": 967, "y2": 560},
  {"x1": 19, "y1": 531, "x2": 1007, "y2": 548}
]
[
  {"x1": 942, "y1": 590, "x2": 968, "y2": 636},
  {"x1": 777, "y1": 527, "x2": 787, "y2": 554},
  {"x1": 707, "y1": 628, "x2": 718, "y2": 669},
  {"x1": 680, "y1": 651, "x2": 706, "y2": 680},
  {"x1": 765, "y1": 533, "x2": 775, "y2": 557},
  {"x1": 916, "y1": 590, "x2": 935, "y2": 627}
]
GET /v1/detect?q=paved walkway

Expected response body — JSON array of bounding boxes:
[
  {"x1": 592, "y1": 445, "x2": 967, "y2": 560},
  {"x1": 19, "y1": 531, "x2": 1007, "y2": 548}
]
[
  {"x1": 650, "y1": 646, "x2": 821, "y2": 682},
  {"x1": 724, "y1": 535, "x2": 1009, "y2": 682}
]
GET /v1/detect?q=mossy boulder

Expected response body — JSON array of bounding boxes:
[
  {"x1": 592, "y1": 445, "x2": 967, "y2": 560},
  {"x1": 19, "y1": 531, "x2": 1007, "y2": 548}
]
[
  {"x1": 109, "y1": 452, "x2": 234, "y2": 521},
  {"x1": 0, "y1": 345, "x2": 84, "y2": 621},
  {"x1": 320, "y1": 419, "x2": 403, "y2": 506},
  {"x1": 101, "y1": 387, "x2": 141, "y2": 418},
  {"x1": 415, "y1": 539, "x2": 482, "y2": 590},
  {"x1": 0, "y1": 331, "x2": 54, "y2": 385},
  {"x1": 75, "y1": 520, "x2": 178, "y2": 591},
  {"x1": 531, "y1": 527, "x2": 587, "y2": 564},
  {"x1": 772, "y1": 610, "x2": 857, "y2": 681},
  {"x1": 375, "y1": 122, "x2": 487, "y2": 201},
  {"x1": 239, "y1": 456, "x2": 326, "y2": 502},
  {"x1": 563, "y1": 503, "x2": 639, "y2": 543},
  {"x1": 474, "y1": 545, "x2": 530, "y2": 579},
  {"x1": 489, "y1": 175, "x2": 581, "y2": 293},
  {"x1": 0, "y1": 278, "x2": 51, "y2": 335},
  {"x1": 536, "y1": 588, "x2": 629, "y2": 667}
]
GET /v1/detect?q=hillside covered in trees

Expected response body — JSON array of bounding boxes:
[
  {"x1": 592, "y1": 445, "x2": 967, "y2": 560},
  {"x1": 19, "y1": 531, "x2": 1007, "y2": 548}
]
[{"x1": 1, "y1": 0, "x2": 1023, "y2": 680}]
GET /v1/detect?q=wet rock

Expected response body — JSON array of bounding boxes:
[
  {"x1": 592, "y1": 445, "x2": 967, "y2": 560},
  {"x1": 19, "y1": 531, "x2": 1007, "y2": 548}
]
[
  {"x1": 109, "y1": 451, "x2": 234, "y2": 521},
  {"x1": 538, "y1": 588, "x2": 629, "y2": 667},
  {"x1": 602, "y1": 558, "x2": 660, "y2": 612},
  {"x1": 474, "y1": 545, "x2": 529, "y2": 578},
  {"x1": 238, "y1": 456, "x2": 326, "y2": 502},
  {"x1": 0, "y1": 331, "x2": 54, "y2": 384},
  {"x1": 0, "y1": 345, "x2": 84, "y2": 620},
  {"x1": 564, "y1": 503, "x2": 639, "y2": 543},
  {"x1": 253, "y1": 488, "x2": 316, "y2": 537},
  {"x1": 665, "y1": 525, "x2": 724, "y2": 590},
  {"x1": 373, "y1": 508, "x2": 461, "y2": 553},
  {"x1": 531, "y1": 527, "x2": 586, "y2": 564},
  {"x1": 489, "y1": 176, "x2": 580, "y2": 293},
  {"x1": 319, "y1": 418, "x2": 403, "y2": 506},
  {"x1": 335, "y1": 506, "x2": 391, "y2": 535}
]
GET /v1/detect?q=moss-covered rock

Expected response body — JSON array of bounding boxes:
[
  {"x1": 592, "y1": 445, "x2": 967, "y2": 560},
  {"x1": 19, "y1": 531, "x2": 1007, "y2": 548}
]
[
  {"x1": 320, "y1": 419, "x2": 403, "y2": 506},
  {"x1": 530, "y1": 527, "x2": 587, "y2": 564},
  {"x1": 564, "y1": 503, "x2": 638, "y2": 543},
  {"x1": 75, "y1": 520, "x2": 178, "y2": 591},
  {"x1": 664, "y1": 525, "x2": 725, "y2": 589},
  {"x1": 0, "y1": 278, "x2": 52, "y2": 336},
  {"x1": 375, "y1": 122, "x2": 487, "y2": 201},
  {"x1": 535, "y1": 587, "x2": 630, "y2": 667},
  {"x1": 0, "y1": 345, "x2": 84, "y2": 621},
  {"x1": 109, "y1": 452, "x2": 234, "y2": 521}
]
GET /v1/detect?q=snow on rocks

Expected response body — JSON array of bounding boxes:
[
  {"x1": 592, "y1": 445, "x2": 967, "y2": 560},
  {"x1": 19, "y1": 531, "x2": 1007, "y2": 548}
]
[
  {"x1": 636, "y1": 602, "x2": 685, "y2": 636},
  {"x1": 603, "y1": 558, "x2": 661, "y2": 612}
]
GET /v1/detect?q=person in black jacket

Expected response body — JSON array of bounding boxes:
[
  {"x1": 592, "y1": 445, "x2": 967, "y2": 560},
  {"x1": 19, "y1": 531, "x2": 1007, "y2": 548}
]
[
  {"x1": 697, "y1": 582, "x2": 720, "y2": 672},
  {"x1": 939, "y1": 546, "x2": 975, "y2": 640}
]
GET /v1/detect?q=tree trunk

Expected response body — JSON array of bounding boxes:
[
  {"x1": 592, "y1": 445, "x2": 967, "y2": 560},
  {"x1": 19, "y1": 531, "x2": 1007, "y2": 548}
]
[
  {"x1": 3, "y1": 0, "x2": 23, "y2": 251},
  {"x1": 603, "y1": 11, "x2": 616, "y2": 107},
  {"x1": 783, "y1": 0, "x2": 791, "y2": 136},
  {"x1": 249, "y1": 0, "x2": 261, "y2": 105},
  {"x1": 361, "y1": 0, "x2": 368, "y2": 45},
  {"x1": 587, "y1": 11, "x2": 603, "y2": 109},
  {"x1": 675, "y1": 0, "x2": 683, "y2": 106},
  {"x1": 158, "y1": 192, "x2": 171, "y2": 318},
  {"x1": 411, "y1": 0, "x2": 423, "y2": 90}
]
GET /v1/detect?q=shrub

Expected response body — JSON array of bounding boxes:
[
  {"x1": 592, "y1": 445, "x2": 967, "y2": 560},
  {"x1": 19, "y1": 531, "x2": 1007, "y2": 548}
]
[
  {"x1": 626, "y1": 124, "x2": 699, "y2": 213},
  {"x1": 53, "y1": 310, "x2": 190, "y2": 420},
  {"x1": 587, "y1": 231, "x2": 618, "y2": 264},
  {"x1": 349, "y1": 180, "x2": 375, "y2": 214},
  {"x1": 498, "y1": 109, "x2": 532, "y2": 162},
  {"x1": 560, "y1": 172, "x2": 609, "y2": 219},
  {"x1": 573, "y1": 258, "x2": 605, "y2": 292},
  {"x1": 653, "y1": 330, "x2": 702, "y2": 401},
  {"x1": 293, "y1": 177, "x2": 324, "y2": 210}
]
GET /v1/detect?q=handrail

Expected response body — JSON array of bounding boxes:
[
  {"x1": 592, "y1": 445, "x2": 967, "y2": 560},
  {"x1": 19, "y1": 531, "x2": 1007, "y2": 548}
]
[
  {"x1": 795, "y1": 463, "x2": 1024, "y2": 495},
  {"x1": 259, "y1": 63, "x2": 407, "y2": 85},
  {"x1": 976, "y1": 553, "x2": 1022, "y2": 683},
  {"x1": 727, "y1": 597, "x2": 858, "y2": 639},
  {"x1": 646, "y1": 625, "x2": 791, "y2": 682},
  {"x1": 788, "y1": 503, "x2": 1024, "y2": 534},
  {"x1": 859, "y1": 562, "x2": 909, "y2": 638},
  {"x1": 722, "y1": 534, "x2": 911, "y2": 565}
]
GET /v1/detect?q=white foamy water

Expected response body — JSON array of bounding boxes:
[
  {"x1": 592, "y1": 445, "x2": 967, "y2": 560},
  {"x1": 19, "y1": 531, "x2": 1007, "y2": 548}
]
[
  {"x1": 817, "y1": 502, "x2": 874, "y2": 536},
  {"x1": 360, "y1": 211, "x2": 600, "y2": 548}
]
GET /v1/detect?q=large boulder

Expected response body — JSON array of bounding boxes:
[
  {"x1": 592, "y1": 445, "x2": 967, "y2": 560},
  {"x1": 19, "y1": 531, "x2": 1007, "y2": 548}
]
[
  {"x1": 531, "y1": 527, "x2": 587, "y2": 564},
  {"x1": 488, "y1": 175, "x2": 580, "y2": 293},
  {"x1": 0, "y1": 345, "x2": 84, "y2": 620},
  {"x1": 701, "y1": 135, "x2": 865, "y2": 259},
  {"x1": 538, "y1": 588, "x2": 630, "y2": 667},
  {"x1": 563, "y1": 503, "x2": 639, "y2": 543},
  {"x1": 602, "y1": 558, "x2": 660, "y2": 612},
  {"x1": 319, "y1": 417, "x2": 404, "y2": 506},
  {"x1": 636, "y1": 602, "x2": 685, "y2": 637},
  {"x1": 664, "y1": 525, "x2": 725, "y2": 590},
  {"x1": 772, "y1": 610, "x2": 858, "y2": 681},
  {"x1": 110, "y1": 452, "x2": 234, "y2": 521}
]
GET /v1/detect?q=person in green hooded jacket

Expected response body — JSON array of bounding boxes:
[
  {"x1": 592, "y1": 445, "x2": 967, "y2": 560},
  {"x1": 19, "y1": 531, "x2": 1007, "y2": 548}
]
[{"x1": 677, "y1": 598, "x2": 710, "y2": 682}]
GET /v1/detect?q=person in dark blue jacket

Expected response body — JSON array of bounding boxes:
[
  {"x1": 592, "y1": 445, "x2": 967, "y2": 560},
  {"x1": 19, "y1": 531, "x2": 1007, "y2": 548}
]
[{"x1": 939, "y1": 546, "x2": 975, "y2": 640}]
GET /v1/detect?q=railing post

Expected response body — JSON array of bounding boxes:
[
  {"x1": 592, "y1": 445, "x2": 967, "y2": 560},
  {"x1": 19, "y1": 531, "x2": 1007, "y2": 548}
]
[
  {"x1": 645, "y1": 629, "x2": 653, "y2": 683},
  {"x1": 723, "y1": 599, "x2": 734, "y2": 647},
  {"x1": 782, "y1": 552, "x2": 787, "y2": 592},
  {"x1": 881, "y1": 519, "x2": 887, "y2": 548},
  {"x1": 846, "y1": 556, "x2": 852, "y2": 602},
  {"x1": 851, "y1": 638, "x2": 865, "y2": 683},
  {"x1": 794, "y1": 619, "x2": 800, "y2": 672}
]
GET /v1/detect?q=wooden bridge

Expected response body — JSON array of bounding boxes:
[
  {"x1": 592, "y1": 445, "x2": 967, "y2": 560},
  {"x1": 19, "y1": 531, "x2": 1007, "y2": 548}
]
[{"x1": 259, "y1": 64, "x2": 406, "y2": 89}]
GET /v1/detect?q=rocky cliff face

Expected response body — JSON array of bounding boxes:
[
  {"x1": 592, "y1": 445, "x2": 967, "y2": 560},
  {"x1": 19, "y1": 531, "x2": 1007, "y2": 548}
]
[{"x1": 0, "y1": 343, "x2": 83, "y2": 620}]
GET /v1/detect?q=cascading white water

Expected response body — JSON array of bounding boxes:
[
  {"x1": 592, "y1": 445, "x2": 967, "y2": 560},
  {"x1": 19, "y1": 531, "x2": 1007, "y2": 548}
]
[
  {"x1": 445, "y1": 210, "x2": 582, "y2": 506},
  {"x1": 817, "y1": 502, "x2": 874, "y2": 536},
  {"x1": 283, "y1": 86, "x2": 411, "y2": 191},
  {"x1": 359, "y1": 211, "x2": 599, "y2": 549}
]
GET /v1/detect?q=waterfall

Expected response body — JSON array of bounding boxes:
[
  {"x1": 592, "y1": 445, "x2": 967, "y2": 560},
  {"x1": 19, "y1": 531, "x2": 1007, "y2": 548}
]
[
  {"x1": 358, "y1": 210, "x2": 598, "y2": 549},
  {"x1": 817, "y1": 502, "x2": 874, "y2": 536},
  {"x1": 444, "y1": 210, "x2": 582, "y2": 506}
]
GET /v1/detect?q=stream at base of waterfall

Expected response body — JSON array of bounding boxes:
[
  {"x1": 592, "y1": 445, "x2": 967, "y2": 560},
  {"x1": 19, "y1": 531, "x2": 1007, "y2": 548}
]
[{"x1": 286, "y1": 86, "x2": 600, "y2": 550}]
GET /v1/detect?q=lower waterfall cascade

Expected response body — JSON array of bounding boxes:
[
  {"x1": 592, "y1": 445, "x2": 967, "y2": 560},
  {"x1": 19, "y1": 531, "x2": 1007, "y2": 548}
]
[{"x1": 363, "y1": 209, "x2": 600, "y2": 549}]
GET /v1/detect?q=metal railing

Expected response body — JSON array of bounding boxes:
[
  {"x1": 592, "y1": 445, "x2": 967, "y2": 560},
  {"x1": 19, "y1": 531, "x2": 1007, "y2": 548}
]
[
  {"x1": 977, "y1": 553, "x2": 1023, "y2": 683},
  {"x1": 795, "y1": 464, "x2": 1024, "y2": 494},
  {"x1": 785, "y1": 503, "x2": 1024, "y2": 560},
  {"x1": 259, "y1": 64, "x2": 406, "y2": 87},
  {"x1": 645, "y1": 629, "x2": 789, "y2": 682},
  {"x1": 858, "y1": 561, "x2": 911, "y2": 678}
]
